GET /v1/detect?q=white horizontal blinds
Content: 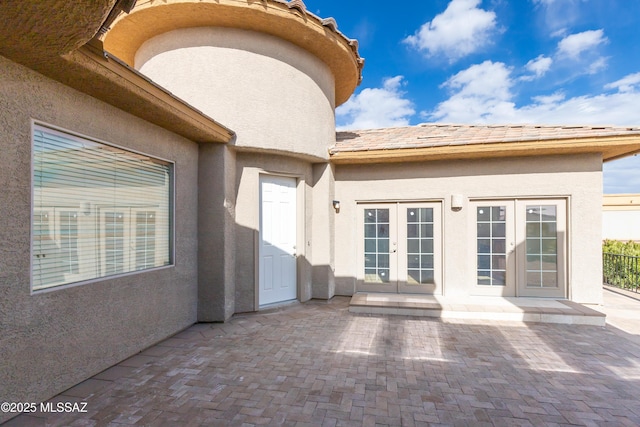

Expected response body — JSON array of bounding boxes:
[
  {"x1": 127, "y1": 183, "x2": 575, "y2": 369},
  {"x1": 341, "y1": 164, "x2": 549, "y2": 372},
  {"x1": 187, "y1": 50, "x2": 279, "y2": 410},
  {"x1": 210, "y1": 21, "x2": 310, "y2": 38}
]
[{"x1": 32, "y1": 125, "x2": 172, "y2": 291}]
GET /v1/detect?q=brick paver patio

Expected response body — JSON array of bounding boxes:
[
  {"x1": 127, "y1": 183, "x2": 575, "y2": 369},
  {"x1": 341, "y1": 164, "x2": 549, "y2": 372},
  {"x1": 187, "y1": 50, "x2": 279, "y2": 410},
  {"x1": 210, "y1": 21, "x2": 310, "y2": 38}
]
[{"x1": 7, "y1": 296, "x2": 640, "y2": 426}]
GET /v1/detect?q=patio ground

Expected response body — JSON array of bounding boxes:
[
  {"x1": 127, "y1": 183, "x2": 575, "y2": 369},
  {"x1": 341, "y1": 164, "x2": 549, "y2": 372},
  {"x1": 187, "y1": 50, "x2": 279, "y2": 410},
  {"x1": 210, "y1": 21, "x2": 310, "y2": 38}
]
[{"x1": 5, "y1": 289, "x2": 640, "y2": 426}]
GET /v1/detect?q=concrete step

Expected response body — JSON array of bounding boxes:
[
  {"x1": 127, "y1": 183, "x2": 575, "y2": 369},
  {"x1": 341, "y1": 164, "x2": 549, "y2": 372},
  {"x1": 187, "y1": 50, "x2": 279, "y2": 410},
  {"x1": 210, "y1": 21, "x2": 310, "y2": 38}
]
[{"x1": 349, "y1": 293, "x2": 606, "y2": 326}]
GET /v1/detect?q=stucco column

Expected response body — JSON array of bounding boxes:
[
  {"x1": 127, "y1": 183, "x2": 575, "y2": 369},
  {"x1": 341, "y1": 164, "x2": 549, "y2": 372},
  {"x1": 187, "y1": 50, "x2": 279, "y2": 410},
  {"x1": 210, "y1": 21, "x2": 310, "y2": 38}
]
[
  {"x1": 311, "y1": 162, "x2": 336, "y2": 299},
  {"x1": 198, "y1": 143, "x2": 237, "y2": 321}
]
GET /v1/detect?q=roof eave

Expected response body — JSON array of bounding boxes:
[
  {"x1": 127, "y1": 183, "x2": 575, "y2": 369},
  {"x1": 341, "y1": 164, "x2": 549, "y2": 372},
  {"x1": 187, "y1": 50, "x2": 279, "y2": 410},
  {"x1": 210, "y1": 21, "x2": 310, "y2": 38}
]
[{"x1": 330, "y1": 136, "x2": 640, "y2": 165}]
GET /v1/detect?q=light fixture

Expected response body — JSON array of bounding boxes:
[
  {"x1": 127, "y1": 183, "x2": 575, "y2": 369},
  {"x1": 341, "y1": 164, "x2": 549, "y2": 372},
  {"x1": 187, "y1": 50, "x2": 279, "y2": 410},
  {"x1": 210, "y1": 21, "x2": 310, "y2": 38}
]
[
  {"x1": 81, "y1": 202, "x2": 91, "y2": 216},
  {"x1": 332, "y1": 200, "x2": 340, "y2": 213},
  {"x1": 451, "y1": 194, "x2": 464, "y2": 212}
]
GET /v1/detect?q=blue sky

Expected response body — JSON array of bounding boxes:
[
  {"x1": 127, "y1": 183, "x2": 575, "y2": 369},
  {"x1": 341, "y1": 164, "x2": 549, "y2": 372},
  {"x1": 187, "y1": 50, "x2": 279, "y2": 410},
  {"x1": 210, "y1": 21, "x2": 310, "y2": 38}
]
[{"x1": 307, "y1": 0, "x2": 640, "y2": 194}]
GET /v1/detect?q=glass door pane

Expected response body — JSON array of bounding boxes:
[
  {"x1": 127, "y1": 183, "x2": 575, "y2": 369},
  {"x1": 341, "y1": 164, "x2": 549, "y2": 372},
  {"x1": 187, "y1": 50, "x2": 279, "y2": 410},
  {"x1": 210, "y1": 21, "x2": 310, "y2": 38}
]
[
  {"x1": 364, "y1": 208, "x2": 391, "y2": 283},
  {"x1": 471, "y1": 201, "x2": 515, "y2": 296},
  {"x1": 476, "y1": 206, "x2": 507, "y2": 287},
  {"x1": 398, "y1": 202, "x2": 442, "y2": 295},
  {"x1": 406, "y1": 207, "x2": 434, "y2": 285},
  {"x1": 525, "y1": 205, "x2": 558, "y2": 288},
  {"x1": 517, "y1": 200, "x2": 566, "y2": 297}
]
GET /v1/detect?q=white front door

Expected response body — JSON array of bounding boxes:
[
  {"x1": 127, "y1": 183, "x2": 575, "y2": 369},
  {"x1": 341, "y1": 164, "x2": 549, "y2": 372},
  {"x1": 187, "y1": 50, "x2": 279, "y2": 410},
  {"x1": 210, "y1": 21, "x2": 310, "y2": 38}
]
[{"x1": 259, "y1": 175, "x2": 297, "y2": 306}]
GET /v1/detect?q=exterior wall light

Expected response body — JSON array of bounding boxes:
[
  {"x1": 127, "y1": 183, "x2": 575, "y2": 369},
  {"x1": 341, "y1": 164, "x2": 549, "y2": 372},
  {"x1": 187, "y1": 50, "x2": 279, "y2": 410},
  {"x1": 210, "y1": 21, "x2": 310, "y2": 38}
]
[
  {"x1": 451, "y1": 194, "x2": 464, "y2": 212},
  {"x1": 332, "y1": 200, "x2": 340, "y2": 213},
  {"x1": 81, "y1": 201, "x2": 91, "y2": 216}
]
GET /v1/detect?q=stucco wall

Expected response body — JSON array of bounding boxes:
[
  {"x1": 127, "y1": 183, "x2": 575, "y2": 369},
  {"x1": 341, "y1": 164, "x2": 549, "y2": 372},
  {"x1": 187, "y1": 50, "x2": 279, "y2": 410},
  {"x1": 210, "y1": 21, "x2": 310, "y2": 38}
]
[
  {"x1": 135, "y1": 27, "x2": 336, "y2": 161},
  {"x1": 0, "y1": 55, "x2": 199, "y2": 414},
  {"x1": 334, "y1": 154, "x2": 603, "y2": 304}
]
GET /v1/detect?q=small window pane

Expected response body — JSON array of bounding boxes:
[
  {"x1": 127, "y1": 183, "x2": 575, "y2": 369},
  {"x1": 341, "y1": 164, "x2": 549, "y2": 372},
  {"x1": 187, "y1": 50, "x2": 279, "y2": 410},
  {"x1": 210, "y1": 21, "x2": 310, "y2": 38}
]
[
  {"x1": 420, "y1": 208, "x2": 433, "y2": 223},
  {"x1": 541, "y1": 205, "x2": 557, "y2": 219},
  {"x1": 377, "y1": 209, "x2": 389, "y2": 223},
  {"x1": 407, "y1": 224, "x2": 419, "y2": 238},
  {"x1": 492, "y1": 271, "x2": 506, "y2": 286},
  {"x1": 526, "y1": 207, "x2": 540, "y2": 221},
  {"x1": 492, "y1": 223, "x2": 506, "y2": 238},
  {"x1": 478, "y1": 271, "x2": 491, "y2": 285},
  {"x1": 492, "y1": 239, "x2": 506, "y2": 253},
  {"x1": 542, "y1": 272, "x2": 558, "y2": 287},
  {"x1": 408, "y1": 270, "x2": 420, "y2": 284},
  {"x1": 408, "y1": 255, "x2": 420, "y2": 269},
  {"x1": 542, "y1": 239, "x2": 557, "y2": 255},
  {"x1": 407, "y1": 209, "x2": 418, "y2": 223},
  {"x1": 477, "y1": 239, "x2": 491, "y2": 253},
  {"x1": 364, "y1": 238, "x2": 376, "y2": 252},
  {"x1": 378, "y1": 225, "x2": 389, "y2": 238},
  {"x1": 477, "y1": 207, "x2": 490, "y2": 221},
  {"x1": 421, "y1": 239, "x2": 433, "y2": 253},
  {"x1": 421, "y1": 255, "x2": 434, "y2": 268},
  {"x1": 477, "y1": 223, "x2": 490, "y2": 237},
  {"x1": 378, "y1": 239, "x2": 389, "y2": 253},
  {"x1": 364, "y1": 254, "x2": 376, "y2": 268},
  {"x1": 526, "y1": 239, "x2": 541, "y2": 254},
  {"x1": 541, "y1": 222, "x2": 556, "y2": 237},
  {"x1": 526, "y1": 223, "x2": 540, "y2": 238},
  {"x1": 526, "y1": 255, "x2": 541, "y2": 271},
  {"x1": 377, "y1": 254, "x2": 389, "y2": 268},
  {"x1": 492, "y1": 255, "x2": 505, "y2": 270},
  {"x1": 365, "y1": 210, "x2": 377, "y2": 223},
  {"x1": 478, "y1": 255, "x2": 490, "y2": 270},
  {"x1": 421, "y1": 224, "x2": 433, "y2": 238},
  {"x1": 491, "y1": 206, "x2": 506, "y2": 221},
  {"x1": 421, "y1": 269, "x2": 434, "y2": 284},
  {"x1": 364, "y1": 224, "x2": 376, "y2": 238},
  {"x1": 407, "y1": 239, "x2": 419, "y2": 253}
]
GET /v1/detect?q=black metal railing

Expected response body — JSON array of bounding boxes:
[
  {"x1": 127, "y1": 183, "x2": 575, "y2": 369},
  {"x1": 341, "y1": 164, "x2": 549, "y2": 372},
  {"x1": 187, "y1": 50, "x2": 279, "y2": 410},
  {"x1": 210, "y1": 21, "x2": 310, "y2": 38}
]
[{"x1": 603, "y1": 252, "x2": 640, "y2": 292}]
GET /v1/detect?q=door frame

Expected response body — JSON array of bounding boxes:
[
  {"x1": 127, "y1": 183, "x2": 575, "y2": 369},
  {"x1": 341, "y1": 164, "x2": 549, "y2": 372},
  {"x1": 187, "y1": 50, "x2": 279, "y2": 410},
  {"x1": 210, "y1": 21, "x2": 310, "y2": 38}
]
[
  {"x1": 516, "y1": 199, "x2": 567, "y2": 298},
  {"x1": 258, "y1": 174, "x2": 299, "y2": 307},
  {"x1": 470, "y1": 197, "x2": 568, "y2": 298},
  {"x1": 469, "y1": 201, "x2": 517, "y2": 296},
  {"x1": 356, "y1": 201, "x2": 443, "y2": 295}
]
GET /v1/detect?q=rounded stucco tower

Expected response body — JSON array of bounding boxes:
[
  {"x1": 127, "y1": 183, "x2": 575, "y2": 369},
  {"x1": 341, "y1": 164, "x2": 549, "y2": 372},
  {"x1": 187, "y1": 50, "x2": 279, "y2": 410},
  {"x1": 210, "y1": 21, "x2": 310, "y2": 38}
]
[{"x1": 104, "y1": 0, "x2": 363, "y2": 320}]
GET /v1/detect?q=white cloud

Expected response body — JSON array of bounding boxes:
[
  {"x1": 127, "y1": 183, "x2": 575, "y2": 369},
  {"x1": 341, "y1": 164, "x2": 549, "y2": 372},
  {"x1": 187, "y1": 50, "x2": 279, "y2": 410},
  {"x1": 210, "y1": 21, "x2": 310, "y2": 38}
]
[
  {"x1": 430, "y1": 61, "x2": 516, "y2": 122},
  {"x1": 403, "y1": 0, "x2": 497, "y2": 63},
  {"x1": 532, "y1": 0, "x2": 588, "y2": 32},
  {"x1": 336, "y1": 76, "x2": 415, "y2": 130},
  {"x1": 520, "y1": 55, "x2": 553, "y2": 80},
  {"x1": 427, "y1": 67, "x2": 640, "y2": 126},
  {"x1": 605, "y1": 72, "x2": 640, "y2": 93},
  {"x1": 557, "y1": 29, "x2": 608, "y2": 59}
]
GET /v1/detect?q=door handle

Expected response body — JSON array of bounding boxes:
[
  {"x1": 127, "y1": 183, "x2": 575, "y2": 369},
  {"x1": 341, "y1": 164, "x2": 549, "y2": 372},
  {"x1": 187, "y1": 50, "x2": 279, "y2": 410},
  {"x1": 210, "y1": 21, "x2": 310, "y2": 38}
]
[{"x1": 390, "y1": 249, "x2": 397, "y2": 253}]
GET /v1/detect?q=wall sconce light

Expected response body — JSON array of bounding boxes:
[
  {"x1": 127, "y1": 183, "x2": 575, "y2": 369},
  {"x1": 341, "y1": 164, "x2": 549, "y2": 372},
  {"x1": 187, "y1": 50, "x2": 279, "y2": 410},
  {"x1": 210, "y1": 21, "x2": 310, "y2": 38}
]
[
  {"x1": 451, "y1": 194, "x2": 464, "y2": 212},
  {"x1": 81, "y1": 201, "x2": 91, "y2": 216},
  {"x1": 332, "y1": 200, "x2": 340, "y2": 213}
]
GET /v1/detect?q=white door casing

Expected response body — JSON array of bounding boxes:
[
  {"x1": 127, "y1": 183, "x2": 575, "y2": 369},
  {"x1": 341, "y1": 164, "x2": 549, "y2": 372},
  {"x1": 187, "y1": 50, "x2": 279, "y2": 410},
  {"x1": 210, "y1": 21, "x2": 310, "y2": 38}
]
[
  {"x1": 471, "y1": 199, "x2": 567, "y2": 298},
  {"x1": 259, "y1": 175, "x2": 297, "y2": 306},
  {"x1": 357, "y1": 202, "x2": 442, "y2": 295}
]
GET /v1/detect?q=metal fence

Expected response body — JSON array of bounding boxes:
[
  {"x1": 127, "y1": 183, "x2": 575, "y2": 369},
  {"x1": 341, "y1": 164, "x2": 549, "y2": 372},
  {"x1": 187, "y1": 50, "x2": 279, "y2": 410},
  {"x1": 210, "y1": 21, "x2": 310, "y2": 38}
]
[{"x1": 603, "y1": 252, "x2": 640, "y2": 292}]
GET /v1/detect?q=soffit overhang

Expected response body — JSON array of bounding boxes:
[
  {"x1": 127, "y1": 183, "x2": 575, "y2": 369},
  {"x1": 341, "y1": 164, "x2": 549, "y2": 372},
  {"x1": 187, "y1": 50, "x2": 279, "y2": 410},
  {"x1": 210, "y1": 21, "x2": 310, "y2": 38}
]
[
  {"x1": 0, "y1": 0, "x2": 116, "y2": 67},
  {"x1": 102, "y1": 0, "x2": 363, "y2": 106},
  {"x1": 329, "y1": 136, "x2": 640, "y2": 165},
  {"x1": 0, "y1": 1, "x2": 234, "y2": 144}
]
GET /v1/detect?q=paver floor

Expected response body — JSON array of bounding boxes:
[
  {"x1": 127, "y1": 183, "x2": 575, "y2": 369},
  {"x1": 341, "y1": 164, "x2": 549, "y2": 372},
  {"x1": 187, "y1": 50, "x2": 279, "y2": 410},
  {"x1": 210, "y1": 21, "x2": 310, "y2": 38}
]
[{"x1": 6, "y1": 296, "x2": 640, "y2": 426}]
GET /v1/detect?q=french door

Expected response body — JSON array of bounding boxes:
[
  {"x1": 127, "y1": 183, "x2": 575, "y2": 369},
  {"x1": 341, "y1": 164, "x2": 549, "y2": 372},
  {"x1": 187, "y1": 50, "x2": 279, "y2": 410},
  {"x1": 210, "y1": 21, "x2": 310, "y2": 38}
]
[
  {"x1": 472, "y1": 199, "x2": 566, "y2": 298},
  {"x1": 357, "y1": 202, "x2": 442, "y2": 294}
]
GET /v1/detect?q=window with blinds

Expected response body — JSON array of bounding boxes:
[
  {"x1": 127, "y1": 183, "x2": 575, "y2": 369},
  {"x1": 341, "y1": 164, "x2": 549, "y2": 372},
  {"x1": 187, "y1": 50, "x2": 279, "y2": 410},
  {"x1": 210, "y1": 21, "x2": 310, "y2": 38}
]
[{"x1": 32, "y1": 124, "x2": 173, "y2": 291}]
